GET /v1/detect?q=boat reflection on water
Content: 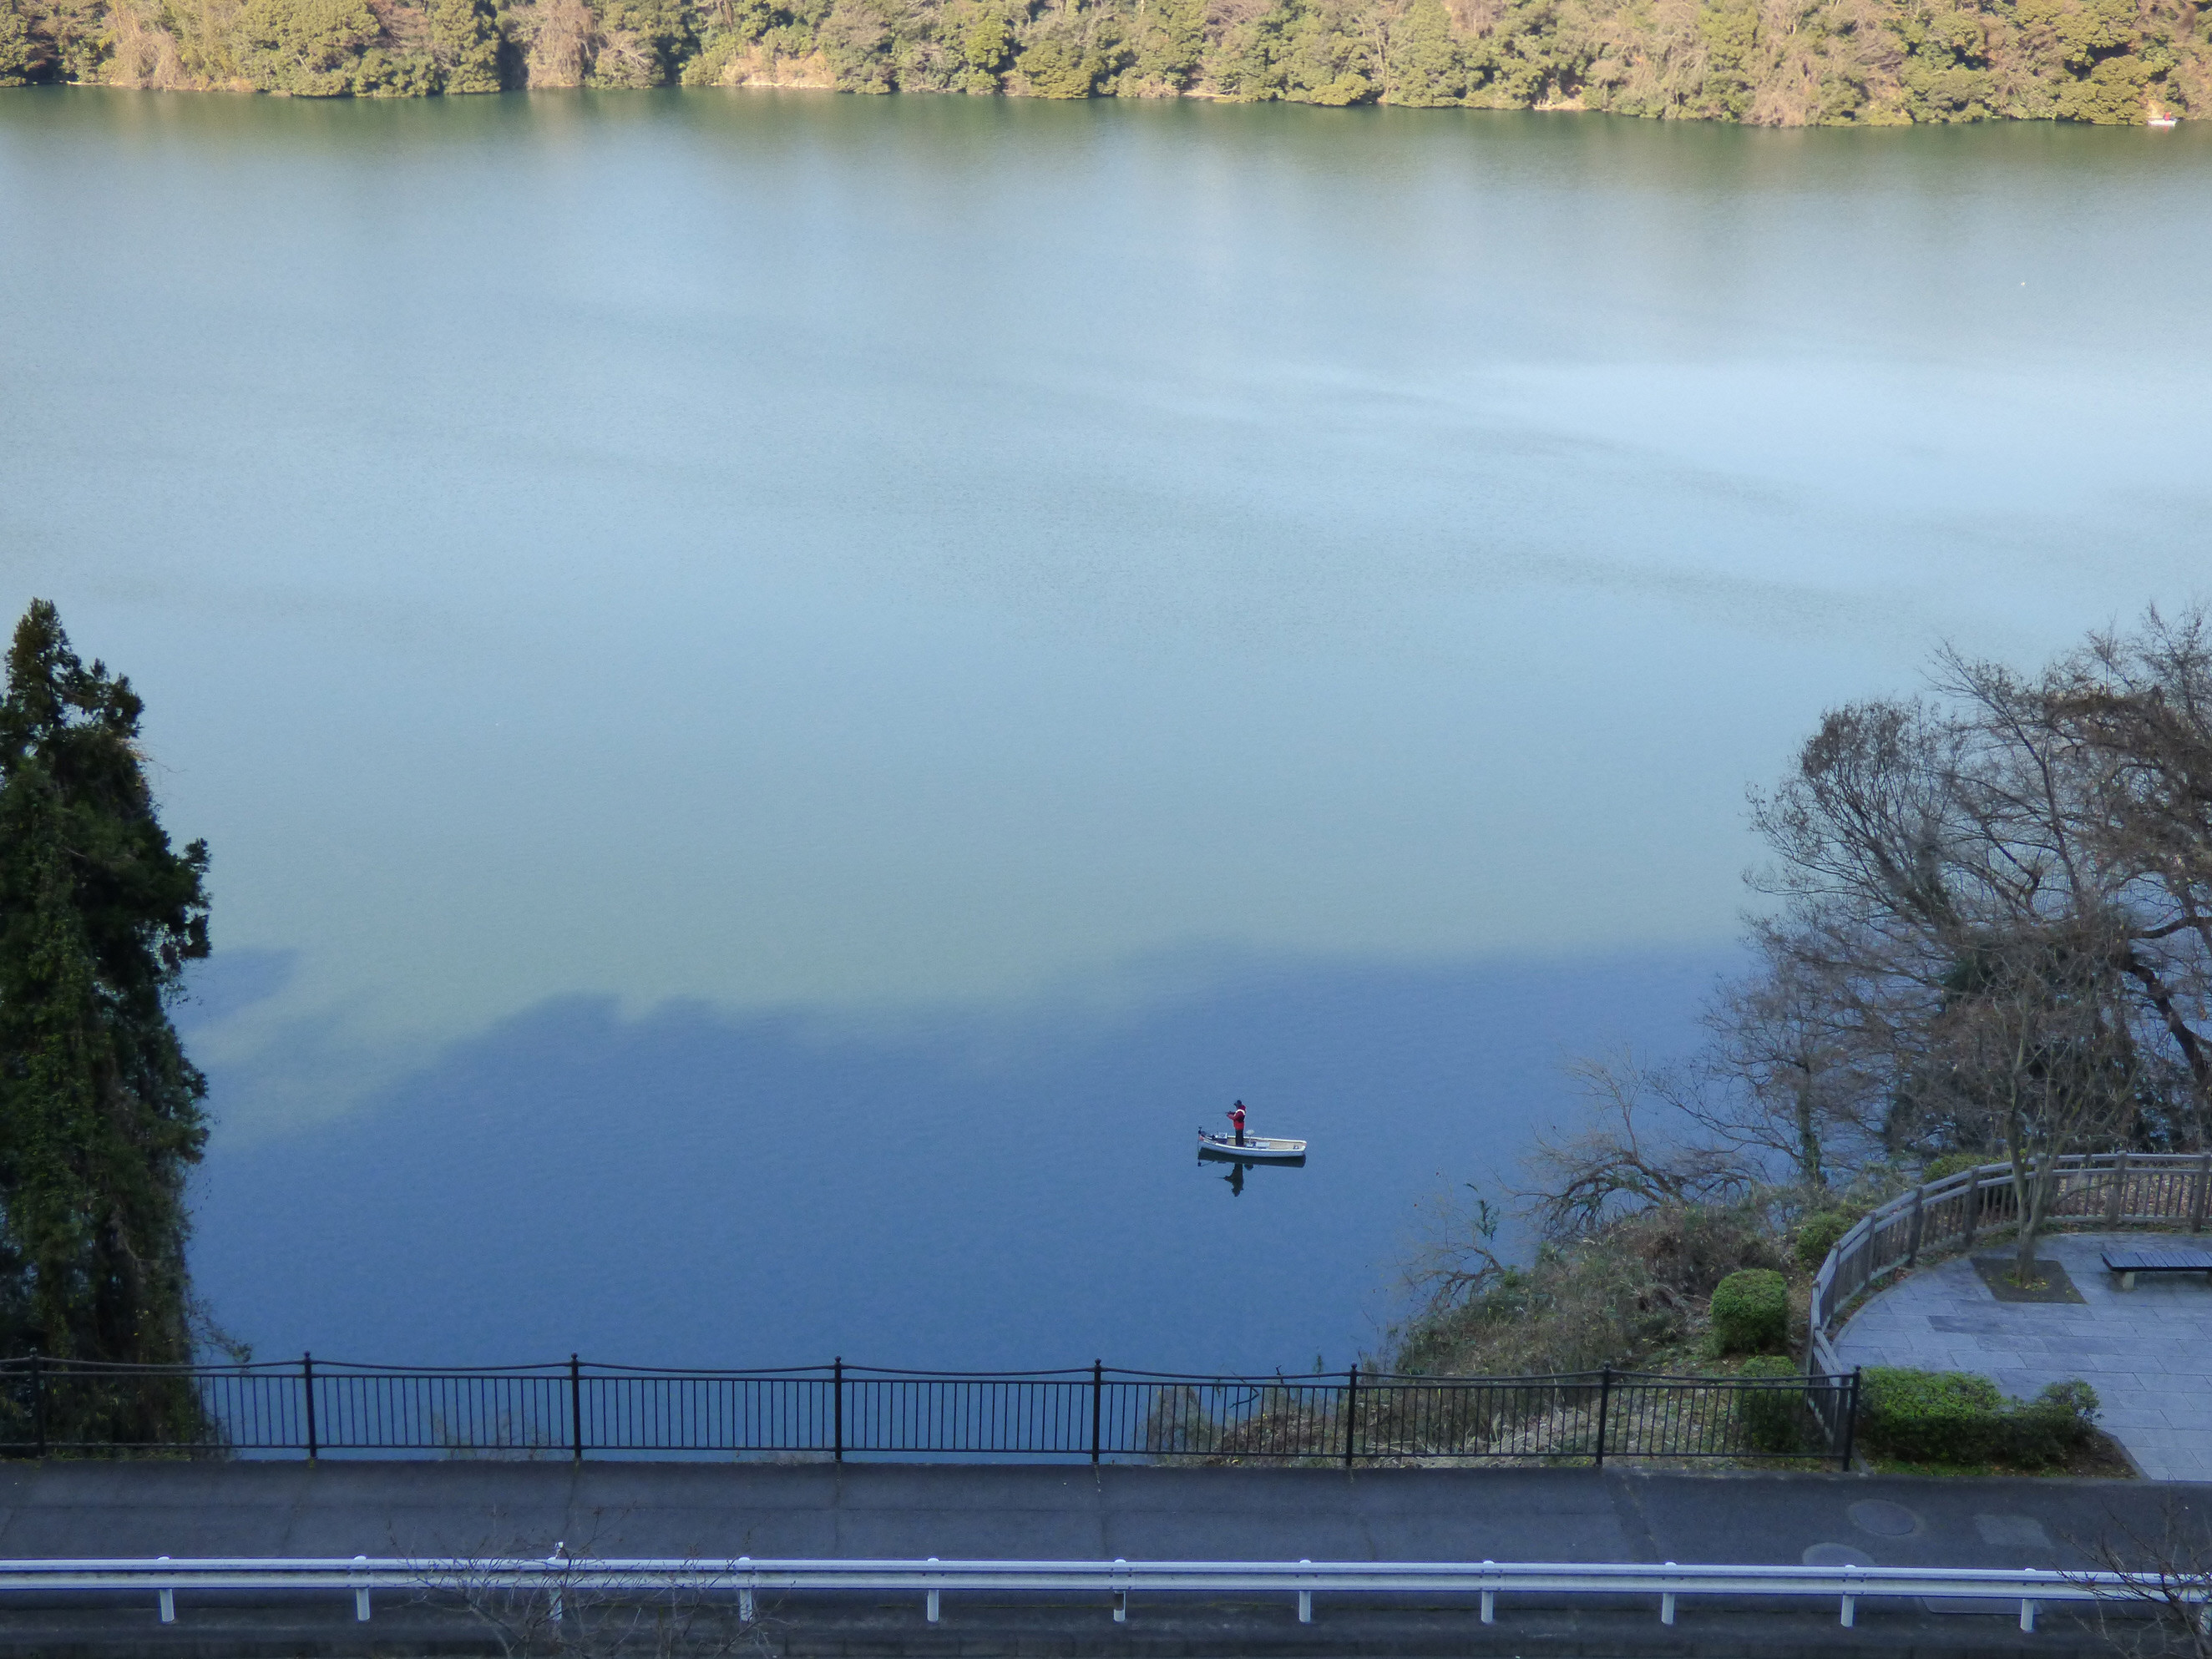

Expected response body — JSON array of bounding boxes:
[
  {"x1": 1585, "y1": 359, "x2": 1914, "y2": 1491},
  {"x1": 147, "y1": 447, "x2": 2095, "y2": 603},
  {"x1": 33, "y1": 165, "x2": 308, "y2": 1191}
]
[{"x1": 1197, "y1": 1135, "x2": 1307, "y2": 1199}]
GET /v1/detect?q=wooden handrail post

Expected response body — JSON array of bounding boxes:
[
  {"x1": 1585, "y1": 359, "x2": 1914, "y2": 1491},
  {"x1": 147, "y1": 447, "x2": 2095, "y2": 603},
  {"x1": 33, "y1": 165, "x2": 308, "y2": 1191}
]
[
  {"x1": 2106, "y1": 1150, "x2": 2130, "y2": 1227},
  {"x1": 2194, "y1": 1152, "x2": 2211, "y2": 1235}
]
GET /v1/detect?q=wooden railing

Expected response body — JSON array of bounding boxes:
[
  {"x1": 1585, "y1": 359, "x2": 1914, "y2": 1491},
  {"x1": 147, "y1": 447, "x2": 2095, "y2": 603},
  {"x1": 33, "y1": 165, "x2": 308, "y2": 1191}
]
[{"x1": 1807, "y1": 1151, "x2": 2212, "y2": 1375}]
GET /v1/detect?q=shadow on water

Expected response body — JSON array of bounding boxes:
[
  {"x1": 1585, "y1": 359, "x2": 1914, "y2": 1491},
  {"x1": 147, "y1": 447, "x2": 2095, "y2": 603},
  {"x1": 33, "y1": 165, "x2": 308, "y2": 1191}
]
[{"x1": 186, "y1": 945, "x2": 1730, "y2": 1374}]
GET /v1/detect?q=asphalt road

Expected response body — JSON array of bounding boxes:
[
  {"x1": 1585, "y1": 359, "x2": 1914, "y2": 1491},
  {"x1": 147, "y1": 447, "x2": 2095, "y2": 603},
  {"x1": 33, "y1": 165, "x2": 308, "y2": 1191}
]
[
  {"x1": 0, "y1": 1462, "x2": 2204, "y2": 1657},
  {"x1": 0, "y1": 1458, "x2": 2201, "y2": 1565}
]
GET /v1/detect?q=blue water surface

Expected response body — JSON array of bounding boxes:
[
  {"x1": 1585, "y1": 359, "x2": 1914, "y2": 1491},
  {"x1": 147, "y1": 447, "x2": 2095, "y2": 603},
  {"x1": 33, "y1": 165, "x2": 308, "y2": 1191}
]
[{"x1": 2, "y1": 91, "x2": 2207, "y2": 1370}]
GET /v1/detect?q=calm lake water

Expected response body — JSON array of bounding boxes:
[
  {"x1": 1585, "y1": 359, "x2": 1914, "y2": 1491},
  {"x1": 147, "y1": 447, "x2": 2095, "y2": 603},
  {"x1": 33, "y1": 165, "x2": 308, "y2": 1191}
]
[{"x1": 2, "y1": 90, "x2": 2209, "y2": 1373}]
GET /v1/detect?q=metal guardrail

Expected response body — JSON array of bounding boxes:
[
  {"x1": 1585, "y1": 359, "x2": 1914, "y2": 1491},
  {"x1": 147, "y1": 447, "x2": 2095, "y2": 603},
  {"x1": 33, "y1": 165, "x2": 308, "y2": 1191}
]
[
  {"x1": 0, "y1": 1358, "x2": 1857, "y2": 1467},
  {"x1": 1807, "y1": 1151, "x2": 2212, "y2": 1375},
  {"x1": 1, "y1": 1554, "x2": 2188, "y2": 1634}
]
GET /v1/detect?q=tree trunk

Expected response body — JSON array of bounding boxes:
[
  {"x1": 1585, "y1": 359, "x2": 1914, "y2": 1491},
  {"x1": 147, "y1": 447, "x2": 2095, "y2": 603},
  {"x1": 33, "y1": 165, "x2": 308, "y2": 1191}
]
[
  {"x1": 1795, "y1": 1070, "x2": 1823, "y2": 1189},
  {"x1": 2015, "y1": 1148, "x2": 2058, "y2": 1285}
]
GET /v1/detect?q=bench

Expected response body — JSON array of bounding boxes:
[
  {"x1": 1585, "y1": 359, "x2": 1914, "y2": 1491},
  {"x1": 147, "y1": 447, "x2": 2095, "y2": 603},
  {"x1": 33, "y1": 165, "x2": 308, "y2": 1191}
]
[{"x1": 2102, "y1": 1248, "x2": 2212, "y2": 1290}]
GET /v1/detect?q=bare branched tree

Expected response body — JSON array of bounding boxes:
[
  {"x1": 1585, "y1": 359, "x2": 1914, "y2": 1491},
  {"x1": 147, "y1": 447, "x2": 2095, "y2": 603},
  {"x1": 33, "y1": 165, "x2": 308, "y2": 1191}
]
[
  {"x1": 406, "y1": 1514, "x2": 777, "y2": 1659},
  {"x1": 1399, "y1": 1180, "x2": 1512, "y2": 1310},
  {"x1": 1400, "y1": 609, "x2": 2212, "y2": 1373},
  {"x1": 1915, "y1": 918, "x2": 2143, "y2": 1282},
  {"x1": 1515, "y1": 1056, "x2": 1761, "y2": 1238},
  {"x1": 1696, "y1": 933, "x2": 1887, "y2": 1190},
  {"x1": 2071, "y1": 1499, "x2": 2212, "y2": 1659},
  {"x1": 1737, "y1": 615, "x2": 2212, "y2": 1185},
  {"x1": 2046, "y1": 609, "x2": 2212, "y2": 1140}
]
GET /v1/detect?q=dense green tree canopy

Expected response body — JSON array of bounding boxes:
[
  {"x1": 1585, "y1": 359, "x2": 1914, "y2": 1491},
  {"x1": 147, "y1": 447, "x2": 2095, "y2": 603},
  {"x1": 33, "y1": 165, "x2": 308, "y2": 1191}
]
[
  {"x1": 1, "y1": 0, "x2": 2199, "y2": 122},
  {"x1": 0, "y1": 599, "x2": 210, "y2": 1416}
]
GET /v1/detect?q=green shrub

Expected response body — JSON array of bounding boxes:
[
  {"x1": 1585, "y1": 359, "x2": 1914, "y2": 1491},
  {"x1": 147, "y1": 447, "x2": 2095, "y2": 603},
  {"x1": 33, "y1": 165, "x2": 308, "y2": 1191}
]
[
  {"x1": 1737, "y1": 1355, "x2": 1808, "y2": 1454},
  {"x1": 1857, "y1": 1368, "x2": 2099, "y2": 1467},
  {"x1": 2004, "y1": 1380, "x2": 2100, "y2": 1466},
  {"x1": 1921, "y1": 1151, "x2": 1992, "y2": 1183},
  {"x1": 1859, "y1": 1368, "x2": 2006, "y2": 1462},
  {"x1": 1793, "y1": 1211, "x2": 1858, "y2": 1272},
  {"x1": 1710, "y1": 1268, "x2": 1789, "y2": 1355}
]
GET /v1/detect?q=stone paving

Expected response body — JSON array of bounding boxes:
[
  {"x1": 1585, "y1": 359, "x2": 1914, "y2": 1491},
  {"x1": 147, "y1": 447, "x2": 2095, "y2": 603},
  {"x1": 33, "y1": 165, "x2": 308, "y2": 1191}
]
[{"x1": 1835, "y1": 1230, "x2": 2212, "y2": 1480}]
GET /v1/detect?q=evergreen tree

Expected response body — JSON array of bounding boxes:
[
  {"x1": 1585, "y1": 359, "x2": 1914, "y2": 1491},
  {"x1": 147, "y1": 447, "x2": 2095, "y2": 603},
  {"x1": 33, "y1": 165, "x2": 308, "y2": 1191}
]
[
  {"x1": 0, "y1": 0, "x2": 48, "y2": 85},
  {"x1": 1695, "y1": 0, "x2": 1760, "y2": 116},
  {"x1": 427, "y1": 0, "x2": 504, "y2": 89},
  {"x1": 0, "y1": 600, "x2": 211, "y2": 1444},
  {"x1": 1126, "y1": 0, "x2": 1202, "y2": 89},
  {"x1": 1388, "y1": 0, "x2": 1464, "y2": 104}
]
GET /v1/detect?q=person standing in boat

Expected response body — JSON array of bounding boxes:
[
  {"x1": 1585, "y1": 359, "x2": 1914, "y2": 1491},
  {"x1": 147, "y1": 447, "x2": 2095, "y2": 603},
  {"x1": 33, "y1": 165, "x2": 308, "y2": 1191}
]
[{"x1": 1227, "y1": 1100, "x2": 1247, "y2": 1146}]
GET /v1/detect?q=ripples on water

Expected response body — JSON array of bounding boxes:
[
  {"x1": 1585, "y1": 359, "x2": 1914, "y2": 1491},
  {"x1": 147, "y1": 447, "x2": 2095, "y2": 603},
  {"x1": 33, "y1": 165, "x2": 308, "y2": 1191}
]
[{"x1": 1, "y1": 91, "x2": 2207, "y2": 1368}]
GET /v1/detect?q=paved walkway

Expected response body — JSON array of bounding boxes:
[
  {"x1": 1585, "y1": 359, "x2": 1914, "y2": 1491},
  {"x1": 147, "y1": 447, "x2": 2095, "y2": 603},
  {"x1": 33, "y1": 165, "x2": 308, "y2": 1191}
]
[{"x1": 1834, "y1": 1230, "x2": 2212, "y2": 1480}]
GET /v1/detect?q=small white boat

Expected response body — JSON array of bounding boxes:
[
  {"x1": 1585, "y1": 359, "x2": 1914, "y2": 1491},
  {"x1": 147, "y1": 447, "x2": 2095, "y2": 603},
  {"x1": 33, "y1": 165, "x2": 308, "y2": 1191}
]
[
  {"x1": 2148, "y1": 114, "x2": 2178, "y2": 127},
  {"x1": 1197, "y1": 1130, "x2": 1308, "y2": 1164}
]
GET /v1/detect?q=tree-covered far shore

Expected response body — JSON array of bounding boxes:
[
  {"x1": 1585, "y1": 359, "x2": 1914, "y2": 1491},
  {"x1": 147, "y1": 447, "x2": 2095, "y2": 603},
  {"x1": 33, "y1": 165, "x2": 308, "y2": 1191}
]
[{"x1": 0, "y1": 0, "x2": 2200, "y2": 125}]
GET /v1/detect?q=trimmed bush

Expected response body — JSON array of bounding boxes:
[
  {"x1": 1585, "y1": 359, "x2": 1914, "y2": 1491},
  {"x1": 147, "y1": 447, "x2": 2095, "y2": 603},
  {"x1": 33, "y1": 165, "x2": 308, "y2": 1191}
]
[
  {"x1": 2006, "y1": 1380, "x2": 2101, "y2": 1465},
  {"x1": 1710, "y1": 1268, "x2": 1789, "y2": 1355},
  {"x1": 1793, "y1": 1211, "x2": 1857, "y2": 1272},
  {"x1": 1857, "y1": 1368, "x2": 2100, "y2": 1467},
  {"x1": 1737, "y1": 1355, "x2": 1808, "y2": 1454},
  {"x1": 1858, "y1": 1368, "x2": 2007, "y2": 1462}
]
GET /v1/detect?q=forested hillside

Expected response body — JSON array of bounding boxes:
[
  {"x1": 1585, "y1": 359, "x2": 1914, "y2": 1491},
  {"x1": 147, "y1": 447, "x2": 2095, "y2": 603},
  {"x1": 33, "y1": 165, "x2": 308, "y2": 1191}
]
[{"x1": 1, "y1": 0, "x2": 2199, "y2": 124}]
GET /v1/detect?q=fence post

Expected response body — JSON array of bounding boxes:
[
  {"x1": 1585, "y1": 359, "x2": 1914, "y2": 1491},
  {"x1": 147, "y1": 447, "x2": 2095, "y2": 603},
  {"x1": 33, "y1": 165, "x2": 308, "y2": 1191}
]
[
  {"x1": 569, "y1": 1354, "x2": 584, "y2": 1464},
  {"x1": 1593, "y1": 1366, "x2": 1612, "y2": 1468},
  {"x1": 833, "y1": 1358, "x2": 843, "y2": 1464},
  {"x1": 1904, "y1": 1185, "x2": 1926, "y2": 1267},
  {"x1": 2194, "y1": 1152, "x2": 2211, "y2": 1235},
  {"x1": 1343, "y1": 1365, "x2": 1358, "y2": 1469},
  {"x1": 2106, "y1": 1150, "x2": 2129, "y2": 1227},
  {"x1": 1091, "y1": 1361, "x2": 1103, "y2": 1465},
  {"x1": 1836, "y1": 1369, "x2": 1860, "y2": 1471},
  {"x1": 1961, "y1": 1171, "x2": 1979, "y2": 1247},
  {"x1": 29, "y1": 1353, "x2": 43, "y2": 1459},
  {"x1": 302, "y1": 1353, "x2": 317, "y2": 1462}
]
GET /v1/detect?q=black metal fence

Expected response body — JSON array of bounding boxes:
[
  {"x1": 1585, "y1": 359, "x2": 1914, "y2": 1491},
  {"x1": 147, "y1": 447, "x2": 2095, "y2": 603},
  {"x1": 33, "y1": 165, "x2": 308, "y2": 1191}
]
[{"x1": 0, "y1": 1357, "x2": 1858, "y2": 1467}]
